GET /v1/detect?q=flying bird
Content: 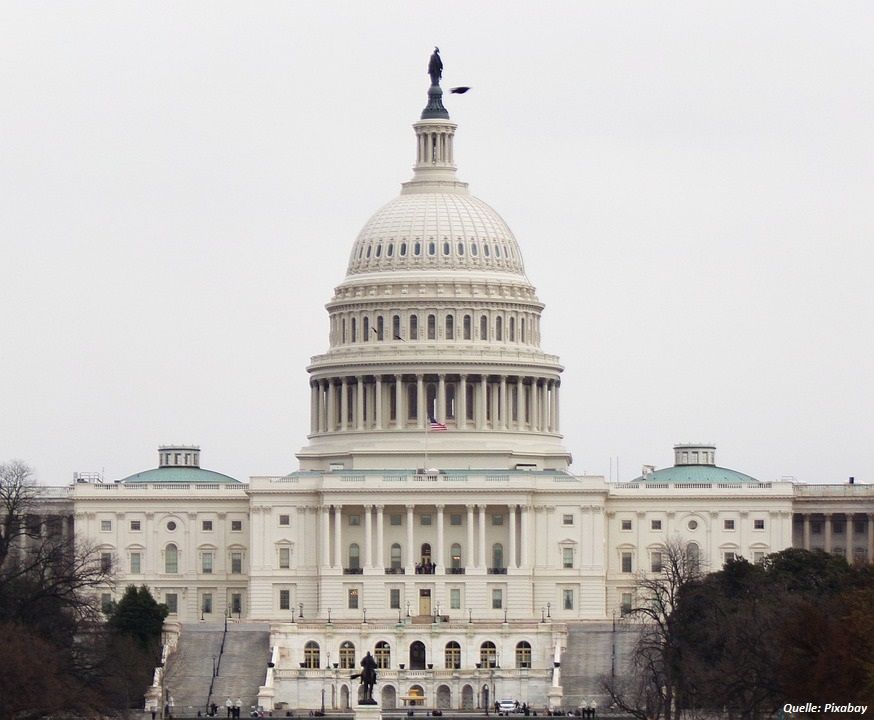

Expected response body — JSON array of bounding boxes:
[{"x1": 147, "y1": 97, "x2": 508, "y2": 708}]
[{"x1": 450, "y1": 86, "x2": 471, "y2": 94}]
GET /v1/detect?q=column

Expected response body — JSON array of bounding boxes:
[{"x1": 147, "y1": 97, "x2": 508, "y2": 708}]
[
  {"x1": 803, "y1": 514, "x2": 811, "y2": 550},
  {"x1": 520, "y1": 505, "x2": 531, "y2": 568},
  {"x1": 824, "y1": 513, "x2": 832, "y2": 553},
  {"x1": 437, "y1": 374, "x2": 446, "y2": 423},
  {"x1": 377, "y1": 505, "x2": 385, "y2": 569},
  {"x1": 466, "y1": 504, "x2": 475, "y2": 570},
  {"x1": 327, "y1": 381, "x2": 336, "y2": 431},
  {"x1": 479, "y1": 376, "x2": 487, "y2": 430},
  {"x1": 500, "y1": 376, "x2": 508, "y2": 430},
  {"x1": 375, "y1": 376, "x2": 383, "y2": 430},
  {"x1": 529, "y1": 381, "x2": 538, "y2": 431},
  {"x1": 310, "y1": 383, "x2": 318, "y2": 433},
  {"x1": 320, "y1": 381, "x2": 328, "y2": 432},
  {"x1": 554, "y1": 382, "x2": 561, "y2": 433},
  {"x1": 548, "y1": 381, "x2": 556, "y2": 432},
  {"x1": 478, "y1": 505, "x2": 487, "y2": 569},
  {"x1": 340, "y1": 379, "x2": 348, "y2": 431},
  {"x1": 458, "y1": 375, "x2": 467, "y2": 430},
  {"x1": 322, "y1": 506, "x2": 331, "y2": 566},
  {"x1": 515, "y1": 377, "x2": 524, "y2": 431},
  {"x1": 541, "y1": 381, "x2": 549, "y2": 431},
  {"x1": 406, "y1": 505, "x2": 415, "y2": 572},
  {"x1": 364, "y1": 505, "x2": 373, "y2": 568},
  {"x1": 334, "y1": 505, "x2": 343, "y2": 568},
  {"x1": 417, "y1": 375, "x2": 425, "y2": 429},
  {"x1": 436, "y1": 504, "x2": 445, "y2": 572},
  {"x1": 356, "y1": 377, "x2": 365, "y2": 430},
  {"x1": 508, "y1": 504, "x2": 517, "y2": 569},
  {"x1": 395, "y1": 375, "x2": 403, "y2": 428}
]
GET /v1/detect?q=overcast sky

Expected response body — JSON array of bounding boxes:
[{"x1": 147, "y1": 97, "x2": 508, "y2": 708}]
[{"x1": 2, "y1": 2, "x2": 872, "y2": 486}]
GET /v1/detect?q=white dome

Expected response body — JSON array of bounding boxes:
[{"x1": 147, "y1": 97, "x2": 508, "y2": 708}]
[{"x1": 346, "y1": 192, "x2": 527, "y2": 277}]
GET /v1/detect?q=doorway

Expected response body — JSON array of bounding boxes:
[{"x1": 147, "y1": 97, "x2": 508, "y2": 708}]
[{"x1": 418, "y1": 588, "x2": 432, "y2": 616}]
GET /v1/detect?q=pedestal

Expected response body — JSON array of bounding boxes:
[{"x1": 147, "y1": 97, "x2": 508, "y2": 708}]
[{"x1": 354, "y1": 703, "x2": 382, "y2": 720}]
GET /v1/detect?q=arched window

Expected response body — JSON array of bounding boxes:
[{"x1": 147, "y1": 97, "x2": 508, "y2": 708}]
[
  {"x1": 400, "y1": 241, "x2": 407, "y2": 256},
  {"x1": 375, "y1": 641, "x2": 391, "y2": 669},
  {"x1": 492, "y1": 544, "x2": 504, "y2": 570},
  {"x1": 392, "y1": 315, "x2": 401, "y2": 341},
  {"x1": 445, "y1": 641, "x2": 461, "y2": 669},
  {"x1": 387, "y1": 242, "x2": 394, "y2": 257},
  {"x1": 451, "y1": 543, "x2": 462, "y2": 570},
  {"x1": 340, "y1": 641, "x2": 356, "y2": 669},
  {"x1": 496, "y1": 316, "x2": 503, "y2": 341},
  {"x1": 509, "y1": 317, "x2": 516, "y2": 341},
  {"x1": 445, "y1": 315, "x2": 454, "y2": 340},
  {"x1": 687, "y1": 542, "x2": 700, "y2": 573},
  {"x1": 479, "y1": 641, "x2": 497, "y2": 668},
  {"x1": 409, "y1": 315, "x2": 418, "y2": 341},
  {"x1": 377, "y1": 316, "x2": 384, "y2": 341},
  {"x1": 521, "y1": 317, "x2": 526, "y2": 344},
  {"x1": 410, "y1": 641, "x2": 427, "y2": 669},
  {"x1": 304, "y1": 641, "x2": 320, "y2": 669},
  {"x1": 471, "y1": 243, "x2": 478, "y2": 257},
  {"x1": 363, "y1": 317, "x2": 370, "y2": 341},
  {"x1": 428, "y1": 241, "x2": 436, "y2": 256},
  {"x1": 375, "y1": 243, "x2": 382, "y2": 258},
  {"x1": 414, "y1": 241, "x2": 421, "y2": 256},
  {"x1": 463, "y1": 315, "x2": 472, "y2": 340},
  {"x1": 484, "y1": 243, "x2": 490, "y2": 257},
  {"x1": 348, "y1": 543, "x2": 360, "y2": 570},
  {"x1": 443, "y1": 241, "x2": 450, "y2": 256},
  {"x1": 165, "y1": 543, "x2": 178, "y2": 574},
  {"x1": 427, "y1": 314, "x2": 436, "y2": 340},
  {"x1": 351, "y1": 318, "x2": 357, "y2": 343},
  {"x1": 457, "y1": 242, "x2": 465, "y2": 256},
  {"x1": 421, "y1": 543, "x2": 432, "y2": 564},
  {"x1": 342, "y1": 318, "x2": 347, "y2": 343},
  {"x1": 391, "y1": 543, "x2": 402, "y2": 569},
  {"x1": 480, "y1": 316, "x2": 488, "y2": 340},
  {"x1": 515, "y1": 641, "x2": 532, "y2": 669}
]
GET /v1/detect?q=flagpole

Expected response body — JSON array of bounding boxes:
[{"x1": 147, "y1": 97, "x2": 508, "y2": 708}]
[{"x1": 424, "y1": 420, "x2": 429, "y2": 472}]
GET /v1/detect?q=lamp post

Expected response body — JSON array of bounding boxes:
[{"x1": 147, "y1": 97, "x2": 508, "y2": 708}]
[
  {"x1": 299, "y1": 603, "x2": 304, "y2": 619},
  {"x1": 546, "y1": 602, "x2": 551, "y2": 619},
  {"x1": 363, "y1": 608, "x2": 368, "y2": 623},
  {"x1": 406, "y1": 600, "x2": 411, "y2": 618},
  {"x1": 327, "y1": 607, "x2": 332, "y2": 623},
  {"x1": 503, "y1": 608, "x2": 508, "y2": 623},
  {"x1": 540, "y1": 607, "x2": 545, "y2": 623},
  {"x1": 468, "y1": 608, "x2": 472, "y2": 623}
]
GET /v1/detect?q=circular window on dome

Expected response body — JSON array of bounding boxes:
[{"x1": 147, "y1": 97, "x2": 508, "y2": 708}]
[
  {"x1": 428, "y1": 242, "x2": 436, "y2": 256},
  {"x1": 400, "y1": 242, "x2": 407, "y2": 256},
  {"x1": 688, "y1": 519, "x2": 698, "y2": 531},
  {"x1": 387, "y1": 243, "x2": 394, "y2": 257},
  {"x1": 375, "y1": 244, "x2": 382, "y2": 258},
  {"x1": 167, "y1": 521, "x2": 177, "y2": 531},
  {"x1": 483, "y1": 243, "x2": 490, "y2": 257},
  {"x1": 457, "y1": 242, "x2": 465, "y2": 256},
  {"x1": 443, "y1": 241, "x2": 450, "y2": 256},
  {"x1": 471, "y1": 243, "x2": 478, "y2": 257},
  {"x1": 414, "y1": 241, "x2": 421, "y2": 256}
]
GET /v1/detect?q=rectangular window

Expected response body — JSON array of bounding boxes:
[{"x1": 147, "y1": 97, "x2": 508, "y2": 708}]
[
  {"x1": 231, "y1": 520, "x2": 242, "y2": 531},
  {"x1": 279, "y1": 589, "x2": 290, "y2": 610},
  {"x1": 834, "y1": 522, "x2": 845, "y2": 535},
  {"x1": 349, "y1": 515, "x2": 361, "y2": 526},
  {"x1": 231, "y1": 552, "x2": 242, "y2": 574},
  {"x1": 651, "y1": 519, "x2": 662, "y2": 530},
  {"x1": 390, "y1": 514, "x2": 402, "y2": 526},
  {"x1": 563, "y1": 588, "x2": 574, "y2": 610},
  {"x1": 492, "y1": 514, "x2": 504, "y2": 526},
  {"x1": 562, "y1": 547, "x2": 574, "y2": 568},
  {"x1": 620, "y1": 592, "x2": 632, "y2": 616},
  {"x1": 621, "y1": 552, "x2": 632, "y2": 573},
  {"x1": 100, "y1": 552, "x2": 112, "y2": 572},
  {"x1": 231, "y1": 593, "x2": 242, "y2": 614},
  {"x1": 165, "y1": 593, "x2": 178, "y2": 614},
  {"x1": 450, "y1": 588, "x2": 461, "y2": 609},
  {"x1": 724, "y1": 552, "x2": 736, "y2": 564},
  {"x1": 101, "y1": 593, "x2": 113, "y2": 613},
  {"x1": 389, "y1": 588, "x2": 401, "y2": 609},
  {"x1": 279, "y1": 547, "x2": 290, "y2": 569},
  {"x1": 450, "y1": 514, "x2": 462, "y2": 526},
  {"x1": 100, "y1": 520, "x2": 112, "y2": 532},
  {"x1": 754, "y1": 519, "x2": 765, "y2": 530},
  {"x1": 724, "y1": 519, "x2": 735, "y2": 530},
  {"x1": 202, "y1": 520, "x2": 213, "y2": 531},
  {"x1": 621, "y1": 519, "x2": 632, "y2": 531},
  {"x1": 130, "y1": 520, "x2": 141, "y2": 531},
  {"x1": 279, "y1": 514, "x2": 290, "y2": 526},
  {"x1": 562, "y1": 514, "x2": 574, "y2": 526},
  {"x1": 130, "y1": 552, "x2": 141, "y2": 574},
  {"x1": 491, "y1": 589, "x2": 503, "y2": 609},
  {"x1": 753, "y1": 551, "x2": 765, "y2": 565},
  {"x1": 420, "y1": 514, "x2": 432, "y2": 526},
  {"x1": 202, "y1": 552, "x2": 213, "y2": 574},
  {"x1": 348, "y1": 588, "x2": 359, "y2": 609},
  {"x1": 202, "y1": 593, "x2": 213, "y2": 614},
  {"x1": 651, "y1": 552, "x2": 663, "y2": 573}
]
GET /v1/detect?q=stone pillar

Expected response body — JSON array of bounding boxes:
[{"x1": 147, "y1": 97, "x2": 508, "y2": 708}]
[
  {"x1": 500, "y1": 375, "x2": 508, "y2": 430},
  {"x1": 508, "y1": 504, "x2": 517, "y2": 569},
  {"x1": 417, "y1": 375, "x2": 425, "y2": 429},
  {"x1": 327, "y1": 381, "x2": 336, "y2": 431},
  {"x1": 529, "y1": 381, "x2": 538, "y2": 431},
  {"x1": 356, "y1": 377, "x2": 365, "y2": 430},
  {"x1": 436, "y1": 504, "x2": 445, "y2": 572},
  {"x1": 803, "y1": 514, "x2": 811, "y2": 550},
  {"x1": 395, "y1": 374, "x2": 403, "y2": 428},
  {"x1": 377, "y1": 505, "x2": 385, "y2": 569},
  {"x1": 548, "y1": 381, "x2": 556, "y2": 432},
  {"x1": 340, "y1": 379, "x2": 348, "y2": 432},
  {"x1": 466, "y1": 504, "x2": 475, "y2": 569},
  {"x1": 334, "y1": 505, "x2": 343, "y2": 569},
  {"x1": 824, "y1": 513, "x2": 832, "y2": 553},
  {"x1": 520, "y1": 505, "x2": 530, "y2": 568},
  {"x1": 375, "y1": 376, "x2": 384, "y2": 430},
  {"x1": 406, "y1": 505, "x2": 415, "y2": 572},
  {"x1": 478, "y1": 505, "x2": 487, "y2": 569},
  {"x1": 310, "y1": 382, "x2": 318, "y2": 434},
  {"x1": 459, "y1": 375, "x2": 468, "y2": 430},
  {"x1": 541, "y1": 381, "x2": 549, "y2": 431},
  {"x1": 515, "y1": 377, "x2": 524, "y2": 431},
  {"x1": 438, "y1": 374, "x2": 446, "y2": 423},
  {"x1": 554, "y1": 382, "x2": 561, "y2": 433},
  {"x1": 364, "y1": 504, "x2": 373, "y2": 568},
  {"x1": 319, "y1": 381, "x2": 328, "y2": 432},
  {"x1": 479, "y1": 375, "x2": 487, "y2": 430},
  {"x1": 322, "y1": 506, "x2": 331, "y2": 566}
]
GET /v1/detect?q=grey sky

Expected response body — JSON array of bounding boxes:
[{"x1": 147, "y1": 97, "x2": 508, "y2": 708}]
[{"x1": 2, "y1": 2, "x2": 872, "y2": 485}]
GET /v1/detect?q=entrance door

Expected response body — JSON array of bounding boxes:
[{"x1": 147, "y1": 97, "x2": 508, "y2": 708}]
[
  {"x1": 410, "y1": 641, "x2": 426, "y2": 670},
  {"x1": 419, "y1": 588, "x2": 431, "y2": 616}
]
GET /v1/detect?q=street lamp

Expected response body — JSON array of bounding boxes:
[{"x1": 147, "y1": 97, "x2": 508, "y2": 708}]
[
  {"x1": 363, "y1": 608, "x2": 367, "y2": 623},
  {"x1": 406, "y1": 600, "x2": 411, "y2": 617},
  {"x1": 540, "y1": 607, "x2": 545, "y2": 623},
  {"x1": 327, "y1": 608, "x2": 332, "y2": 623},
  {"x1": 468, "y1": 608, "x2": 473, "y2": 623},
  {"x1": 299, "y1": 603, "x2": 304, "y2": 619},
  {"x1": 546, "y1": 602, "x2": 551, "y2": 618}
]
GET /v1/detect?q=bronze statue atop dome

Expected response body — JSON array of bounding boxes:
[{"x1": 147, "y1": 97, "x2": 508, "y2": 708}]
[
  {"x1": 428, "y1": 47, "x2": 443, "y2": 87},
  {"x1": 422, "y1": 47, "x2": 449, "y2": 120}
]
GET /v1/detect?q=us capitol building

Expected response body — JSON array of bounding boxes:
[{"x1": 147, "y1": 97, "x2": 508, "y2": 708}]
[{"x1": 45, "y1": 55, "x2": 874, "y2": 711}]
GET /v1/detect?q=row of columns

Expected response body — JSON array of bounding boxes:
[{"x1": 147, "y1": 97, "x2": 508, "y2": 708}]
[
  {"x1": 798, "y1": 512, "x2": 874, "y2": 558},
  {"x1": 319, "y1": 504, "x2": 532, "y2": 572},
  {"x1": 310, "y1": 374, "x2": 560, "y2": 435}
]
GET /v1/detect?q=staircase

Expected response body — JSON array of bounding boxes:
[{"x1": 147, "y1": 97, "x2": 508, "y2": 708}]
[
  {"x1": 162, "y1": 623, "x2": 270, "y2": 717},
  {"x1": 559, "y1": 622, "x2": 639, "y2": 708}
]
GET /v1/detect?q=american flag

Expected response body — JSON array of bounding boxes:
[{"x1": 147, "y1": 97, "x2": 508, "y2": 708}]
[{"x1": 429, "y1": 418, "x2": 448, "y2": 431}]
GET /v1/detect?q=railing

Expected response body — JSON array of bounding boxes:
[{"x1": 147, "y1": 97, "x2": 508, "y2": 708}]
[
  {"x1": 446, "y1": 567, "x2": 466, "y2": 574},
  {"x1": 385, "y1": 567, "x2": 405, "y2": 574},
  {"x1": 487, "y1": 568, "x2": 507, "y2": 575},
  {"x1": 205, "y1": 615, "x2": 229, "y2": 714},
  {"x1": 343, "y1": 568, "x2": 364, "y2": 574}
]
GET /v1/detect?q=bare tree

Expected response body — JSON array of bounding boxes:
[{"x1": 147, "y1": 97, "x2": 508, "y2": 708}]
[
  {"x1": 602, "y1": 537, "x2": 702, "y2": 720},
  {"x1": 0, "y1": 459, "x2": 40, "y2": 568}
]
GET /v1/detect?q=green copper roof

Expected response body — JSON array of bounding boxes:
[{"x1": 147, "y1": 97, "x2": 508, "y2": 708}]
[
  {"x1": 121, "y1": 467, "x2": 241, "y2": 485},
  {"x1": 630, "y1": 464, "x2": 760, "y2": 486}
]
